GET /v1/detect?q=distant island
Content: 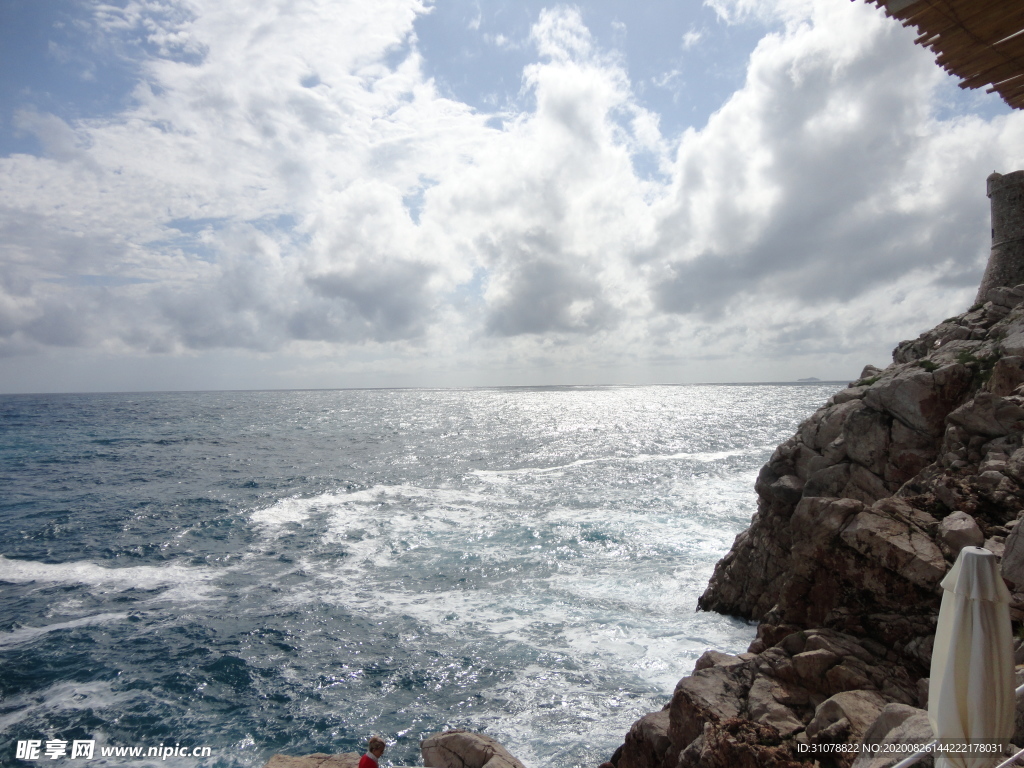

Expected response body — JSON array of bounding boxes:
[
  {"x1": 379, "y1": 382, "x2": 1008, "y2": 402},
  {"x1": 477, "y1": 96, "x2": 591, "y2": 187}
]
[{"x1": 796, "y1": 377, "x2": 821, "y2": 382}]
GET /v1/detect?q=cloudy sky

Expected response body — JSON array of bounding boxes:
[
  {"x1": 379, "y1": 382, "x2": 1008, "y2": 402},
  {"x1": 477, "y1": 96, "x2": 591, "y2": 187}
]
[{"x1": 1, "y1": 0, "x2": 1021, "y2": 393}]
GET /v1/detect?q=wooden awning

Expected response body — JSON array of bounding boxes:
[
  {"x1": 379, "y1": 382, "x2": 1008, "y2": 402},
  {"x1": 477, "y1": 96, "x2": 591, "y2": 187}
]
[{"x1": 863, "y1": 0, "x2": 1024, "y2": 109}]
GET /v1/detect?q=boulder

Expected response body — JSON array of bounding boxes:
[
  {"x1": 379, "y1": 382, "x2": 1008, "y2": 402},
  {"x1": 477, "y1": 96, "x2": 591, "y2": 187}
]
[
  {"x1": 790, "y1": 648, "x2": 840, "y2": 683},
  {"x1": 946, "y1": 391, "x2": 1024, "y2": 439},
  {"x1": 617, "y1": 710, "x2": 671, "y2": 768},
  {"x1": 813, "y1": 400, "x2": 865, "y2": 451},
  {"x1": 676, "y1": 719, "x2": 802, "y2": 768},
  {"x1": 668, "y1": 664, "x2": 750, "y2": 753},
  {"x1": 937, "y1": 511, "x2": 984, "y2": 556},
  {"x1": 805, "y1": 463, "x2": 853, "y2": 498},
  {"x1": 694, "y1": 650, "x2": 745, "y2": 671},
  {"x1": 806, "y1": 690, "x2": 888, "y2": 744},
  {"x1": 839, "y1": 506, "x2": 946, "y2": 589},
  {"x1": 851, "y1": 704, "x2": 934, "y2": 768},
  {"x1": 987, "y1": 356, "x2": 1024, "y2": 396},
  {"x1": 1002, "y1": 522, "x2": 1024, "y2": 587},
  {"x1": 862, "y1": 365, "x2": 972, "y2": 438},
  {"x1": 421, "y1": 730, "x2": 525, "y2": 768},
  {"x1": 746, "y1": 676, "x2": 805, "y2": 736}
]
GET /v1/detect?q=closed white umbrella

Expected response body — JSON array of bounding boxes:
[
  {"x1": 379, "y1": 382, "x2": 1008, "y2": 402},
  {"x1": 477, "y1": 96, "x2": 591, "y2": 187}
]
[{"x1": 928, "y1": 545, "x2": 1016, "y2": 768}]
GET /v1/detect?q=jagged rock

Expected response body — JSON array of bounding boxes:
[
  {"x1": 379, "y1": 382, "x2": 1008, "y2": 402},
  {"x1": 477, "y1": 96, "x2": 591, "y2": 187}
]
[
  {"x1": 805, "y1": 462, "x2": 853, "y2": 498},
  {"x1": 420, "y1": 730, "x2": 524, "y2": 768},
  {"x1": 813, "y1": 400, "x2": 864, "y2": 451},
  {"x1": 862, "y1": 365, "x2": 972, "y2": 437},
  {"x1": 835, "y1": 386, "x2": 870, "y2": 404},
  {"x1": 1005, "y1": 446, "x2": 1024, "y2": 484},
  {"x1": 988, "y1": 356, "x2": 1024, "y2": 396},
  {"x1": 617, "y1": 710, "x2": 671, "y2": 768},
  {"x1": 791, "y1": 648, "x2": 840, "y2": 682},
  {"x1": 667, "y1": 664, "x2": 749, "y2": 756},
  {"x1": 985, "y1": 536, "x2": 1006, "y2": 556},
  {"x1": 839, "y1": 505, "x2": 946, "y2": 589},
  {"x1": 937, "y1": 510, "x2": 984, "y2": 556},
  {"x1": 851, "y1": 704, "x2": 934, "y2": 768},
  {"x1": 946, "y1": 391, "x2": 1024, "y2": 438},
  {"x1": 746, "y1": 677, "x2": 805, "y2": 736},
  {"x1": 613, "y1": 628, "x2": 922, "y2": 768},
  {"x1": 262, "y1": 754, "x2": 359, "y2": 768},
  {"x1": 846, "y1": 464, "x2": 893, "y2": 504},
  {"x1": 1014, "y1": 668, "x2": 1024, "y2": 748},
  {"x1": 806, "y1": 690, "x2": 888, "y2": 748},
  {"x1": 676, "y1": 719, "x2": 802, "y2": 768},
  {"x1": 845, "y1": 406, "x2": 891, "y2": 477},
  {"x1": 1002, "y1": 522, "x2": 1024, "y2": 586},
  {"x1": 985, "y1": 285, "x2": 1024, "y2": 309},
  {"x1": 694, "y1": 650, "x2": 745, "y2": 671}
]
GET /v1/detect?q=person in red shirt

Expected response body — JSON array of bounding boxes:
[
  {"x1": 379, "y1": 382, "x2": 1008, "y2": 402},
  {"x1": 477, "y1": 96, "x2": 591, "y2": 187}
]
[{"x1": 358, "y1": 736, "x2": 386, "y2": 768}]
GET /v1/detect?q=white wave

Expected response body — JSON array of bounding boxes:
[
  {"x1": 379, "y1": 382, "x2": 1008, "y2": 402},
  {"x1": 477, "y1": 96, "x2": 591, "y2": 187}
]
[
  {"x1": 249, "y1": 492, "x2": 349, "y2": 531},
  {"x1": 0, "y1": 680, "x2": 137, "y2": 730},
  {"x1": 339, "y1": 483, "x2": 498, "y2": 508},
  {"x1": 0, "y1": 613, "x2": 128, "y2": 648},
  {"x1": 470, "y1": 447, "x2": 758, "y2": 479},
  {"x1": 0, "y1": 555, "x2": 217, "y2": 600},
  {"x1": 251, "y1": 484, "x2": 508, "y2": 535}
]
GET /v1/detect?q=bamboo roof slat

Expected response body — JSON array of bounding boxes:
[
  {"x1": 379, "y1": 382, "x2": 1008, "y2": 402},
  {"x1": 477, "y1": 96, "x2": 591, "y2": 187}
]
[
  {"x1": 958, "y1": 51, "x2": 1024, "y2": 90},
  {"x1": 862, "y1": 0, "x2": 1024, "y2": 109},
  {"x1": 939, "y1": 38, "x2": 1024, "y2": 71},
  {"x1": 903, "y1": 0, "x2": 1019, "y2": 43}
]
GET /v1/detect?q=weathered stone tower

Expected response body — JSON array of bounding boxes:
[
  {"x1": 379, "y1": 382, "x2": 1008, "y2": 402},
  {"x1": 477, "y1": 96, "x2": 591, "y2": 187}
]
[{"x1": 976, "y1": 170, "x2": 1024, "y2": 303}]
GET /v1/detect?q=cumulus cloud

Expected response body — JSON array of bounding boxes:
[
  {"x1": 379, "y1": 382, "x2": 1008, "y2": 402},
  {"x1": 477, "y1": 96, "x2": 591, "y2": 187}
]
[
  {"x1": 646, "y1": 0, "x2": 1023, "y2": 334},
  {"x1": 0, "y1": 0, "x2": 1022, "y2": 387}
]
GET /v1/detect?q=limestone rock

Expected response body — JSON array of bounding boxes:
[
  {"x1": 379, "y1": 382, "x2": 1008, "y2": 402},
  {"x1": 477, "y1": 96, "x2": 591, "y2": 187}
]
[
  {"x1": 1002, "y1": 522, "x2": 1024, "y2": 587},
  {"x1": 845, "y1": 406, "x2": 892, "y2": 477},
  {"x1": 694, "y1": 650, "x2": 745, "y2": 671},
  {"x1": 806, "y1": 690, "x2": 888, "y2": 745},
  {"x1": 420, "y1": 730, "x2": 524, "y2": 768},
  {"x1": 862, "y1": 365, "x2": 972, "y2": 438},
  {"x1": 746, "y1": 676, "x2": 804, "y2": 736},
  {"x1": 791, "y1": 648, "x2": 840, "y2": 683},
  {"x1": 987, "y1": 356, "x2": 1024, "y2": 396},
  {"x1": 946, "y1": 391, "x2": 1024, "y2": 438},
  {"x1": 985, "y1": 285, "x2": 1024, "y2": 309},
  {"x1": 937, "y1": 510, "x2": 984, "y2": 556},
  {"x1": 668, "y1": 664, "x2": 749, "y2": 754},
  {"x1": 612, "y1": 627, "x2": 921, "y2": 768},
  {"x1": 839, "y1": 506, "x2": 946, "y2": 589},
  {"x1": 851, "y1": 704, "x2": 934, "y2": 768},
  {"x1": 617, "y1": 710, "x2": 671, "y2": 768},
  {"x1": 676, "y1": 719, "x2": 802, "y2": 768}
]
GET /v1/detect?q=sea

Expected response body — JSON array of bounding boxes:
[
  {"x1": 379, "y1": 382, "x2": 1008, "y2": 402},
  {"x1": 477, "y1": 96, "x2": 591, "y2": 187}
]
[{"x1": 0, "y1": 383, "x2": 841, "y2": 768}]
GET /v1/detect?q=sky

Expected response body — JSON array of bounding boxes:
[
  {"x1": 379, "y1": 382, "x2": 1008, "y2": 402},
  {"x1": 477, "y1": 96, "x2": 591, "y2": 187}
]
[{"x1": 0, "y1": 0, "x2": 1022, "y2": 393}]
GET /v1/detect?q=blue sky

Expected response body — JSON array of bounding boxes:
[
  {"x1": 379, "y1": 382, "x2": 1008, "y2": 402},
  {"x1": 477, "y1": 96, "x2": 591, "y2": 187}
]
[{"x1": 0, "y1": 0, "x2": 1021, "y2": 393}]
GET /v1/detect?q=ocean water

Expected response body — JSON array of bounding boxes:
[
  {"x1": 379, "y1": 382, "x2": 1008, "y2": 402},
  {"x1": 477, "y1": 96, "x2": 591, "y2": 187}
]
[{"x1": 0, "y1": 384, "x2": 840, "y2": 767}]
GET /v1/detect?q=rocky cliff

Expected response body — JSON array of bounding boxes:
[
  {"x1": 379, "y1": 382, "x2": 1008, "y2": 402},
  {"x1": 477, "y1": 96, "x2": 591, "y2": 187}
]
[{"x1": 605, "y1": 282, "x2": 1024, "y2": 768}]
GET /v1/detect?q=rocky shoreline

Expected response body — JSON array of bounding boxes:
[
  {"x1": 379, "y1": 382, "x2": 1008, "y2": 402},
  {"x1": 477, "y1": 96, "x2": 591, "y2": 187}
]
[
  {"x1": 605, "y1": 282, "x2": 1024, "y2": 768},
  {"x1": 264, "y1": 287, "x2": 1024, "y2": 768}
]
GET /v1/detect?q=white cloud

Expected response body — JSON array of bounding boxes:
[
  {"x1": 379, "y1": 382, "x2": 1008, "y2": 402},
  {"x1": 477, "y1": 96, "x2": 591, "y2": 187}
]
[
  {"x1": 0, "y1": 0, "x2": 1021, "y2": 389},
  {"x1": 681, "y1": 28, "x2": 704, "y2": 50}
]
